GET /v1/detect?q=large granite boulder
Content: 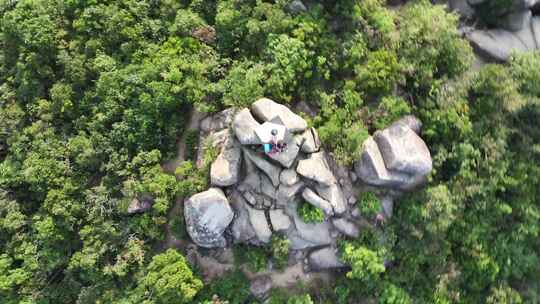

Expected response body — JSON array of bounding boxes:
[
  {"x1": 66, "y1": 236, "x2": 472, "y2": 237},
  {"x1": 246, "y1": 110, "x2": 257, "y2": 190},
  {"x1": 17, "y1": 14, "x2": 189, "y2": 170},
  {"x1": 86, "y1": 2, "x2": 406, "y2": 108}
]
[
  {"x1": 302, "y1": 188, "x2": 334, "y2": 217},
  {"x1": 200, "y1": 108, "x2": 235, "y2": 133},
  {"x1": 355, "y1": 117, "x2": 432, "y2": 191},
  {"x1": 298, "y1": 127, "x2": 321, "y2": 153},
  {"x1": 245, "y1": 204, "x2": 272, "y2": 243},
  {"x1": 296, "y1": 151, "x2": 337, "y2": 186},
  {"x1": 229, "y1": 191, "x2": 257, "y2": 243},
  {"x1": 243, "y1": 148, "x2": 281, "y2": 187},
  {"x1": 332, "y1": 218, "x2": 360, "y2": 238},
  {"x1": 210, "y1": 133, "x2": 242, "y2": 187},
  {"x1": 233, "y1": 108, "x2": 262, "y2": 145},
  {"x1": 269, "y1": 209, "x2": 292, "y2": 232},
  {"x1": 185, "y1": 188, "x2": 234, "y2": 248},
  {"x1": 307, "y1": 247, "x2": 346, "y2": 270},
  {"x1": 374, "y1": 122, "x2": 432, "y2": 176},
  {"x1": 251, "y1": 98, "x2": 308, "y2": 132},
  {"x1": 267, "y1": 132, "x2": 300, "y2": 168},
  {"x1": 466, "y1": 16, "x2": 540, "y2": 61}
]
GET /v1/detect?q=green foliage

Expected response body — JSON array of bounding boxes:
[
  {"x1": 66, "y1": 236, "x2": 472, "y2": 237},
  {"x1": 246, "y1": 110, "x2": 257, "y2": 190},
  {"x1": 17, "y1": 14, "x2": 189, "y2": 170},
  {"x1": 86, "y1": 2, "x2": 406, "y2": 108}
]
[
  {"x1": 510, "y1": 52, "x2": 540, "y2": 97},
  {"x1": 297, "y1": 201, "x2": 325, "y2": 223},
  {"x1": 357, "y1": 50, "x2": 402, "y2": 96},
  {"x1": 372, "y1": 96, "x2": 411, "y2": 130},
  {"x1": 287, "y1": 294, "x2": 314, "y2": 304},
  {"x1": 379, "y1": 283, "x2": 412, "y2": 304},
  {"x1": 221, "y1": 61, "x2": 266, "y2": 108},
  {"x1": 398, "y1": 1, "x2": 473, "y2": 97},
  {"x1": 135, "y1": 249, "x2": 203, "y2": 304},
  {"x1": 184, "y1": 129, "x2": 199, "y2": 161},
  {"x1": 358, "y1": 191, "x2": 381, "y2": 219},
  {"x1": 271, "y1": 234, "x2": 290, "y2": 270},
  {"x1": 195, "y1": 269, "x2": 251, "y2": 304},
  {"x1": 233, "y1": 244, "x2": 268, "y2": 272},
  {"x1": 341, "y1": 243, "x2": 386, "y2": 283}
]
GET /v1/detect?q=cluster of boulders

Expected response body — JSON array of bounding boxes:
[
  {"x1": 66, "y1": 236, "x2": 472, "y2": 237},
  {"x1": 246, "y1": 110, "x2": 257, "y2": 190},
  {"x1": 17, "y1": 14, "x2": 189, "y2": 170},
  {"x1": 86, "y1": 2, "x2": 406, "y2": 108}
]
[
  {"x1": 183, "y1": 98, "x2": 433, "y2": 271},
  {"x1": 450, "y1": 0, "x2": 540, "y2": 61}
]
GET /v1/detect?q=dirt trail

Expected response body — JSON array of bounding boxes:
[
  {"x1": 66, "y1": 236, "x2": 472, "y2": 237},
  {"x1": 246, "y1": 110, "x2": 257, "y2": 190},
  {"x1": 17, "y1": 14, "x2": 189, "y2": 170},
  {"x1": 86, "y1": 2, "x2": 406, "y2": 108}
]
[{"x1": 161, "y1": 108, "x2": 205, "y2": 250}]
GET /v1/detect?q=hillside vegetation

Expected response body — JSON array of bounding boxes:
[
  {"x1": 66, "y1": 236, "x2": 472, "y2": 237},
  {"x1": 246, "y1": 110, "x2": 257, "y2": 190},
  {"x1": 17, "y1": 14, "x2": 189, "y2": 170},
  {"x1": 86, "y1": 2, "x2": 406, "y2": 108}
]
[{"x1": 0, "y1": 0, "x2": 539, "y2": 303}]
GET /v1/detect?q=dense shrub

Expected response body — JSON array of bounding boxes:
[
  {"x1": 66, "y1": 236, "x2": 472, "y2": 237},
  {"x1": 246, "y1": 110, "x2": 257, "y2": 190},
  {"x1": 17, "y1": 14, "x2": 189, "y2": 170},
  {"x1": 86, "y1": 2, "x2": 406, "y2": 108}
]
[
  {"x1": 297, "y1": 201, "x2": 325, "y2": 223},
  {"x1": 271, "y1": 234, "x2": 290, "y2": 270}
]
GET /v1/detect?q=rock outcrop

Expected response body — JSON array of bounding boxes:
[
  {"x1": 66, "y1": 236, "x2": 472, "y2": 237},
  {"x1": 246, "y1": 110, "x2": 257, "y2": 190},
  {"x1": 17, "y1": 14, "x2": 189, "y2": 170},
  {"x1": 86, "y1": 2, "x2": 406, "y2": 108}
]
[
  {"x1": 354, "y1": 118, "x2": 432, "y2": 191},
  {"x1": 210, "y1": 132, "x2": 242, "y2": 187},
  {"x1": 251, "y1": 98, "x2": 308, "y2": 132},
  {"x1": 184, "y1": 188, "x2": 234, "y2": 248},
  {"x1": 308, "y1": 247, "x2": 346, "y2": 270},
  {"x1": 451, "y1": 0, "x2": 540, "y2": 61}
]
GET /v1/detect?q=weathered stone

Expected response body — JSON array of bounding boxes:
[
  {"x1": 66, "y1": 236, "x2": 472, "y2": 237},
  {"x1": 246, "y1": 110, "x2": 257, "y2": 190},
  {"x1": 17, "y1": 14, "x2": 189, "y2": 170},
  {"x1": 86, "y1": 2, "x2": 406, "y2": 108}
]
[
  {"x1": 251, "y1": 98, "x2": 308, "y2": 132},
  {"x1": 229, "y1": 191, "x2": 257, "y2": 243},
  {"x1": 287, "y1": 202, "x2": 332, "y2": 248},
  {"x1": 276, "y1": 182, "x2": 304, "y2": 207},
  {"x1": 185, "y1": 188, "x2": 234, "y2": 248},
  {"x1": 196, "y1": 129, "x2": 229, "y2": 168},
  {"x1": 393, "y1": 115, "x2": 422, "y2": 135},
  {"x1": 287, "y1": 0, "x2": 307, "y2": 14},
  {"x1": 267, "y1": 132, "x2": 300, "y2": 168},
  {"x1": 200, "y1": 108, "x2": 235, "y2": 133},
  {"x1": 280, "y1": 168, "x2": 300, "y2": 186},
  {"x1": 299, "y1": 127, "x2": 321, "y2": 153},
  {"x1": 308, "y1": 247, "x2": 345, "y2": 270},
  {"x1": 332, "y1": 218, "x2": 360, "y2": 238},
  {"x1": 466, "y1": 16, "x2": 540, "y2": 62},
  {"x1": 316, "y1": 184, "x2": 347, "y2": 215},
  {"x1": 296, "y1": 151, "x2": 336, "y2": 186},
  {"x1": 127, "y1": 197, "x2": 152, "y2": 214},
  {"x1": 355, "y1": 120, "x2": 433, "y2": 191},
  {"x1": 301, "y1": 188, "x2": 334, "y2": 217},
  {"x1": 245, "y1": 204, "x2": 272, "y2": 243},
  {"x1": 260, "y1": 174, "x2": 277, "y2": 200},
  {"x1": 449, "y1": 0, "x2": 475, "y2": 19},
  {"x1": 270, "y1": 209, "x2": 292, "y2": 232},
  {"x1": 374, "y1": 123, "x2": 432, "y2": 177},
  {"x1": 233, "y1": 108, "x2": 262, "y2": 145},
  {"x1": 381, "y1": 196, "x2": 394, "y2": 219},
  {"x1": 250, "y1": 276, "x2": 272, "y2": 300},
  {"x1": 210, "y1": 134, "x2": 242, "y2": 187},
  {"x1": 243, "y1": 148, "x2": 281, "y2": 187}
]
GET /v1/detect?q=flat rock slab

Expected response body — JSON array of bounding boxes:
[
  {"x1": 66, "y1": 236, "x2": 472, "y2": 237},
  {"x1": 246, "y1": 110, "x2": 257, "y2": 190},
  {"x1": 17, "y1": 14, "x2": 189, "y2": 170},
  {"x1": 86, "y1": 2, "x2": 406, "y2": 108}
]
[
  {"x1": 246, "y1": 204, "x2": 272, "y2": 243},
  {"x1": 185, "y1": 188, "x2": 234, "y2": 248},
  {"x1": 302, "y1": 188, "x2": 334, "y2": 217},
  {"x1": 267, "y1": 132, "x2": 300, "y2": 168},
  {"x1": 269, "y1": 209, "x2": 292, "y2": 232},
  {"x1": 233, "y1": 108, "x2": 262, "y2": 145},
  {"x1": 210, "y1": 133, "x2": 242, "y2": 187},
  {"x1": 332, "y1": 218, "x2": 360, "y2": 238},
  {"x1": 280, "y1": 168, "x2": 300, "y2": 186},
  {"x1": 316, "y1": 183, "x2": 347, "y2": 215},
  {"x1": 308, "y1": 247, "x2": 346, "y2": 270},
  {"x1": 296, "y1": 151, "x2": 336, "y2": 186},
  {"x1": 229, "y1": 191, "x2": 257, "y2": 244},
  {"x1": 251, "y1": 98, "x2": 308, "y2": 132},
  {"x1": 243, "y1": 148, "x2": 281, "y2": 187},
  {"x1": 374, "y1": 123, "x2": 432, "y2": 176}
]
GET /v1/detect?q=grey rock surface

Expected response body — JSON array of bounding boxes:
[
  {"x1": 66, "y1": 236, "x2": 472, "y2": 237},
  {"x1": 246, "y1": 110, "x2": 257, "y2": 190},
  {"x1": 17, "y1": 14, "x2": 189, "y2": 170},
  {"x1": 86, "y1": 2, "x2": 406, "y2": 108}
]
[
  {"x1": 229, "y1": 191, "x2": 257, "y2": 243},
  {"x1": 200, "y1": 108, "x2": 235, "y2": 133},
  {"x1": 316, "y1": 183, "x2": 348, "y2": 215},
  {"x1": 233, "y1": 108, "x2": 262, "y2": 145},
  {"x1": 243, "y1": 148, "x2": 281, "y2": 187},
  {"x1": 245, "y1": 204, "x2": 272, "y2": 243},
  {"x1": 280, "y1": 168, "x2": 300, "y2": 186},
  {"x1": 308, "y1": 247, "x2": 345, "y2": 270},
  {"x1": 276, "y1": 182, "x2": 304, "y2": 207},
  {"x1": 250, "y1": 275, "x2": 272, "y2": 300},
  {"x1": 374, "y1": 123, "x2": 432, "y2": 176},
  {"x1": 267, "y1": 132, "x2": 300, "y2": 168},
  {"x1": 269, "y1": 209, "x2": 292, "y2": 232},
  {"x1": 302, "y1": 188, "x2": 334, "y2": 217},
  {"x1": 251, "y1": 98, "x2": 308, "y2": 132},
  {"x1": 332, "y1": 218, "x2": 360, "y2": 238},
  {"x1": 299, "y1": 127, "x2": 321, "y2": 153},
  {"x1": 185, "y1": 188, "x2": 234, "y2": 248},
  {"x1": 354, "y1": 119, "x2": 432, "y2": 191},
  {"x1": 210, "y1": 133, "x2": 242, "y2": 187},
  {"x1": 296, "y1": 151, "x2": 336, "y2": 186}
]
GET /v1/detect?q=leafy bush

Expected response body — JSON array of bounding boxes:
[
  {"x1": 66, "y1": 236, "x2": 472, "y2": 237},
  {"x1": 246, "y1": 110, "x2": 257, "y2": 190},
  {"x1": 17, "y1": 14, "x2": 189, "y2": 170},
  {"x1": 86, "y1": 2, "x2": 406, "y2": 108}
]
[
  {"x1": 184, "y1": 128, "x2": 199, "y2": 161},
  {"x1": 372, "y1": 96, "x2": 411, "y2": 130},
  {"x1": 510, "y1": 52, "x2": 540, "y2": 97},
  {"x1": 357, "y1": 191, "x2": 381, "y2": 219},
  {"x1": 398, "y1": 1, "x2": 473, "y2": 97},
  {"x1": 357, "y1": 50, "x2": 402, "y2": 96},
  {"x1": 271, "y1": 234, "x2": 290, "y2": 270},
  {"x1": 233, "y1": 244, "x2": 268, "y2": 272},
  {"x1": 297, "y1": 201, "x2": 324, "y2": 223},
  {"x1": 194, "y1": 269, "x2": 251, "y2": 304}
]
